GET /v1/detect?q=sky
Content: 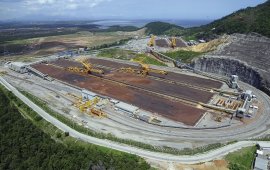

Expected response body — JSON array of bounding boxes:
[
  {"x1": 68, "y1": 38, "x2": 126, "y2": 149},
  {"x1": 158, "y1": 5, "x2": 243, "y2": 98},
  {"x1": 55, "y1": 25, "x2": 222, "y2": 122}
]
[{"x1": 0, "y1": 0, "x2": 267, "y2": 21}]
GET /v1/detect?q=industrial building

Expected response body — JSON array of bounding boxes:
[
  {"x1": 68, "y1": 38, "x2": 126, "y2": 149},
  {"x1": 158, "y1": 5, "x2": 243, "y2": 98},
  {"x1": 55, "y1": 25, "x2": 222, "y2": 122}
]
[
  {"x1": 7, "y1": 62, "x2": 28, "y2": 73},
  {"x1": 242, "y1": 90, "x2": 253, "y2": 100},
  {"x1": 254, "y1": 144, "x2": 270, "y2": 170},
  {"x1": 115, "y1": 102, "x2": 139, "y2": 116},
  {"x1": 229, "y1": 75, "x2": 239, "y2": 89}
]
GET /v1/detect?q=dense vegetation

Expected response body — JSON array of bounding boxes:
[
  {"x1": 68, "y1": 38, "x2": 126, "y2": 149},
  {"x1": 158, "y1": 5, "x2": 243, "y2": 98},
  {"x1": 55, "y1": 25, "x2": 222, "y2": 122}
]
[
  {"x1": 203, "y1": 1, "x2": 270, "y2": 38},
  {"x1": 0, "y1": 85, "x2": 150, "y2": 170},
  {"x1": 144, "y1": 1, "x2": 270, "y2": 39},
  {"x1": 225, "y1": 146, "x2": 256, "y2": 170},
  {"x1": 163, "y1": 50, "x2": 203, "y2": 63},
  {"x1": 144, "y1": 21, "x2": 184, "y2": 35}
]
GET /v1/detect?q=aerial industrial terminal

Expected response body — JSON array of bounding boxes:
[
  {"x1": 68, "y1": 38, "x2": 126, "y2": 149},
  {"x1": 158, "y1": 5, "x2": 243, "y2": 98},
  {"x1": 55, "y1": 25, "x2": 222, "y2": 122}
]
[{"x1": 1, "y1": 35, "x2": 270, "y2": 154}]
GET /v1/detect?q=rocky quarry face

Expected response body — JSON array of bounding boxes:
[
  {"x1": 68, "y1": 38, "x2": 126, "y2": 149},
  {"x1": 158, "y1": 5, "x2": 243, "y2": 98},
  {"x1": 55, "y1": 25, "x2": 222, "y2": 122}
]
[{"x1": 191, "y1": 33, "x2": 270, "y2": 95}]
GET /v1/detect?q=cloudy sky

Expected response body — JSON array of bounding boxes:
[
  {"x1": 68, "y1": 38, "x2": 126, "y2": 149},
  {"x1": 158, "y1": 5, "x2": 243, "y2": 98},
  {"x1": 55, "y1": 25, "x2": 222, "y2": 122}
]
[{"x1": 0, "y1": 0, "x2": 267, "y2": 21}]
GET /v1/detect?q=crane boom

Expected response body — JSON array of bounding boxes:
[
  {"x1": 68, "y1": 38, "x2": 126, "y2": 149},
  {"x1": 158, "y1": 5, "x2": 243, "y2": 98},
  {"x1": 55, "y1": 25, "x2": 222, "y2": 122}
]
[
  {"x1": 171, "y1": 37, "x2": 177, "y2": 48},
  {"x1": 67, "y1": 58, "x2": 104, "y2": 75},
  {"x1": 148, "y1": 35, "x2": 155, "y2": 47}
]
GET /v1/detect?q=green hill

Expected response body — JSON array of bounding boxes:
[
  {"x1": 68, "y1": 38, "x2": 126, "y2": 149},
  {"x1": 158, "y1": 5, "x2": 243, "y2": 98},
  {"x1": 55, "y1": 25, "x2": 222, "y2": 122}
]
[
  {"x1": 144, "y1": 1, "x2": 270, "y2": 38},
  {"x1": 199, "y1": 0, "x2": 270, "y2": 38},
  {"x1": 144, "y1": 21, "x2": 184, "y2": 35}
]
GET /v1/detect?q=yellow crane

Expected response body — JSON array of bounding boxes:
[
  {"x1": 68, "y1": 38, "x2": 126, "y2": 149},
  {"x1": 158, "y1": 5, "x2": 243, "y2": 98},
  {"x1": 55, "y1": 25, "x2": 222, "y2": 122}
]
[
  {"x1": 67, "y1": 58, "x2": 104, "y2": 75},
  {"x1": 171, "y1": 37, "x2": 177, "y2": 48},
  {"x1": 137, "y1": 61, "x2": 168, "y2": 76},
  {"x1": 148, "y1": 35, "x2": 155, "y2": 47},
  {"x1": 119, "y1": 59, "x2": 167, "y2": 76}
]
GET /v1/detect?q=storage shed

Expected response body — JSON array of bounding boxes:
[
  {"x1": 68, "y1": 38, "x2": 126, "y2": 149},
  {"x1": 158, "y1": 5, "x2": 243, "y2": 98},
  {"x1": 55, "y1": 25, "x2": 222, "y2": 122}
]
[
  {"x1": 8, "y1": 62, "x2": 28, "y2": 73},
  {"x1": 115, "y1": 102, "x2": 139, "y2": 115}
]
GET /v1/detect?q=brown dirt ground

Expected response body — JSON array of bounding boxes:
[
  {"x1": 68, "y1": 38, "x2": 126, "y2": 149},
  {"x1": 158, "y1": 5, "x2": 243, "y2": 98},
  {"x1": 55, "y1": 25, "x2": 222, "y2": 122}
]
[
  {"x1": 146, "y1": 159, "x2": 228, "y2": 170},
  {"x1": 89, "y1": 58, "x2": 222, "y2": 89},
  {"x1": 155, "y1": 39, "x2": 169, "y2": 47},
  {"x1": 33, "y1": 63, "x2": 206, "y2": 126}
]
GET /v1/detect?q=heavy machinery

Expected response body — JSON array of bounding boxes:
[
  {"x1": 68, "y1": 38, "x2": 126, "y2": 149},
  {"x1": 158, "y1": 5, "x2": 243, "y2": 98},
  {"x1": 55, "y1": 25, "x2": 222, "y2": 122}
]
[
  {"x1": 67, "y1": 58, "x2": 104, "y2": 75},
  {"x1": 171, "y1": 37, "x2": 177, "y2": 48},
  {"x1": 76, "y1": 96, "x2": 100, "y2": 112},
  {"x1": 148, "y1": 35, "x2": 155, "y2": 47},
  {"x1": 138, "y1": 61, "x2": 168, "y2": 76},
  {"x1": 90, "y1": 108, "x2": 106, "y2": 117},
  {"x1": 119, "y1": 59, "x2": 168, "y2": 77},
  {"x1": 76, "y1": 97, "x2": 106, "y2": 117}
]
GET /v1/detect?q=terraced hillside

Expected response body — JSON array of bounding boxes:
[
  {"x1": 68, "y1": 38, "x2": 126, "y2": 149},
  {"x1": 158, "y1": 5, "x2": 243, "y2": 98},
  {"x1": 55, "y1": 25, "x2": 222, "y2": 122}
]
[{"x1": 192, "y1": 33, "x2": 270, "y2": 95}]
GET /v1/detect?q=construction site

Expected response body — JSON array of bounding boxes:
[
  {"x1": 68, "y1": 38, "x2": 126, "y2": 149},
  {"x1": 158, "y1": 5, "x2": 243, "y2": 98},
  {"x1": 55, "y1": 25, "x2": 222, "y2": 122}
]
[{"x1": 1, "y1": 35, "x2": 269, "y2": 150}]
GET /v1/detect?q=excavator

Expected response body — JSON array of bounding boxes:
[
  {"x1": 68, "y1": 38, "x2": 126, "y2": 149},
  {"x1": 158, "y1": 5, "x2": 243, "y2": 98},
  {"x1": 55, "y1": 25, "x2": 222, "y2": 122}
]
[
  {"x1": 67, "y1": 58, "x2": 104, "y2": 75},
  {"x1": 171, "y1": 37, "x2": 177, "y2": 48},
  {"x1": 148, "y1": 35, "x2": 155, "y2": 47}
]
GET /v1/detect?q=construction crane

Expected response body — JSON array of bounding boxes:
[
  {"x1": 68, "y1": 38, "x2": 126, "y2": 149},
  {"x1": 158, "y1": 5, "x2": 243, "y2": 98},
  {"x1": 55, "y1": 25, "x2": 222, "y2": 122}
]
[
  {"x1": 148, "y1": 35, "x2": 155, "y2": 47},
  {"x1": 67, "y1": 58, "x2": 104, "y2": 75},
  {"x1": 171, "y1": 37, "x2": 177, "y2": 48}
]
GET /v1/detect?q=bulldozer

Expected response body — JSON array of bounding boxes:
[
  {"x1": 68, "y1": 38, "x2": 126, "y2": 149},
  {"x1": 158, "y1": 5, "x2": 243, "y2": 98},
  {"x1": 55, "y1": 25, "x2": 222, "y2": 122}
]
[{"x1": 67, "y1": 58, "x2": 104, "y2": 75}]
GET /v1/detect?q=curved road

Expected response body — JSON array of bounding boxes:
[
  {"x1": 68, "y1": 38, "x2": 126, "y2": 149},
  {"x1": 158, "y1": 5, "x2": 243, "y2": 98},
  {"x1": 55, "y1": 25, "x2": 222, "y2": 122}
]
[{"x1": 1, "y1": 76, "x2": 270, "y2": 164}]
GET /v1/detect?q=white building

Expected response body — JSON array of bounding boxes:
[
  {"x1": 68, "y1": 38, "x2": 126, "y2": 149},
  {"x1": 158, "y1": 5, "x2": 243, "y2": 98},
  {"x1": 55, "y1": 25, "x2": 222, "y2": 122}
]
[
  {"x1": 242, "y1": 90, "x2": 253, "y2": 100},
  {"x1": 115, "y1": 102, "x2": 139, "y2": 116},
  {"x1": 7, "y1": 62, "x2": 28, "y2": 73},
  {"x1": 229, "y1": 75, "x2": 239, "y2": 89}
]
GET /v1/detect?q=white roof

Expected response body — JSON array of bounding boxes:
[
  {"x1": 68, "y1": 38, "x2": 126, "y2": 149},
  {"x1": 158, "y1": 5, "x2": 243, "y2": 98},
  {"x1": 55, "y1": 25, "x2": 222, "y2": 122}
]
[
  {"x1": 254, "y1": 157, "x2": 268, "y2": 170},
  {"x1": 82, "y1": 89, "x2": 97, "y2": 96},
  {"x1": 115, "y1": 102, "x2": 138, "y2": 113},
  {"x1": 257, "y1": 150, "x2": 264, "y2": 155},
  {"x1": 245, "y1": 90, "x2": 252, "y2": 95},
  {"x1": 10, "y1": 62, "x2": 27, "y2": 67}
]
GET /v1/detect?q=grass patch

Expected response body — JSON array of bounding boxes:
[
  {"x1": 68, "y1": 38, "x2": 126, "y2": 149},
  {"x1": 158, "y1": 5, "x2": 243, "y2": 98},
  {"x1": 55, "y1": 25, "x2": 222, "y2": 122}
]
[
  {"x1": 97, "y1": 48, "x2": 136, "y2": 60},
  {"x1": 132, "y1": 54, "x2": 167, "y2": 66},
  {"x1": 97, "y1": 48, "x2": 166, "y2": 66},
  {"x1": 163, "y1": 50, "x2": 203, "y2": 63},
  {"x1": 225, "y1": 146, "x2": 256, "y2": 170}
]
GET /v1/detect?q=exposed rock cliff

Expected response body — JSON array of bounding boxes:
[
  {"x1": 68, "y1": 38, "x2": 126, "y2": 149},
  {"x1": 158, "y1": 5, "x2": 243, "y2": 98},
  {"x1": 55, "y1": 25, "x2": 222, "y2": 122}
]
[{"x1": 191, "y1": 33, "x2": 270, "y2": 96}]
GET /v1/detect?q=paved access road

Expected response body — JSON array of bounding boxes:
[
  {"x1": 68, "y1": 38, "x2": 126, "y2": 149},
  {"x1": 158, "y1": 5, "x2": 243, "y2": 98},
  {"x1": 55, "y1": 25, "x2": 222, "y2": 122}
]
[{"x1": 1, "y1": 76, "x2": 270, "y2": 164}]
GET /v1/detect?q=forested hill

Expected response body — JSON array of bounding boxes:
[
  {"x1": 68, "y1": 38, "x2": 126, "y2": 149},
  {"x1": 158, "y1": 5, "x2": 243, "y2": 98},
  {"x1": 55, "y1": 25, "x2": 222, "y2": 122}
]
[
  {"x1": 0, "y1": 86, "x2": 150, "y2": 170},
  {"x1": 144, "y1": 1, "x2": 270, "y2": 38},
  {"x1": 144, "y1": 21, "x2": 184, "y2": 35},
  {"x1": 202, "y1": 0, "x2": 270, "y2": 37}
]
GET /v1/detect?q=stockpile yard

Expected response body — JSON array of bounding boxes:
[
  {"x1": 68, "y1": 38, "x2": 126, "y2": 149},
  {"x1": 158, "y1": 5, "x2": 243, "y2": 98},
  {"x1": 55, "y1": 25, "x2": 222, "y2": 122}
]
[
  {"x1": 32, "y1": 57, "x2": 223, "y2": 126},
  {"x1": 169, "y1": 38, "x2": 188, "y2": 47},
  {"x1": 155, "y1": 39, "x2": 169, "y2": 47}
]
